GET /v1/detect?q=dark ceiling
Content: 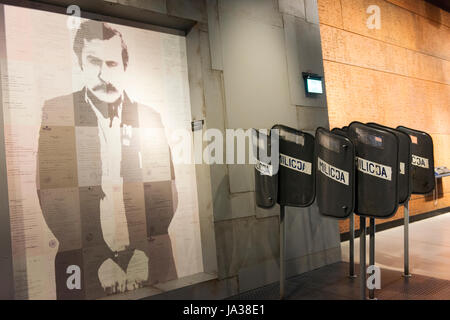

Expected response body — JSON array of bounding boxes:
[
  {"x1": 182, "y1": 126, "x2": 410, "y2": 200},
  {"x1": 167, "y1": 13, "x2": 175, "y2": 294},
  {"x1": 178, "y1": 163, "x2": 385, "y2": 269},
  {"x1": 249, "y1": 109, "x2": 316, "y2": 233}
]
[{"x1": 425, "y1": 0, "x2": 450, "y2": 12}]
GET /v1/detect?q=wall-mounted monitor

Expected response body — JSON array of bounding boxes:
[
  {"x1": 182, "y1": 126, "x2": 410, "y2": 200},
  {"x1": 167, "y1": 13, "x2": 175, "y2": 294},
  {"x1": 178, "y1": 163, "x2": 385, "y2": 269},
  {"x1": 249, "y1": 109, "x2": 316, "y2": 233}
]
[{"x1": 302, "y1": 72, "x2": 324, "y2": 96}]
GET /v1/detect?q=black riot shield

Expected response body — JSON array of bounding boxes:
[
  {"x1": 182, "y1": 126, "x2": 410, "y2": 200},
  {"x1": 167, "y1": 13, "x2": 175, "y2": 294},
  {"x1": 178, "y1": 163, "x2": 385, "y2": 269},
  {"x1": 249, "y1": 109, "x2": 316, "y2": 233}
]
[
  {"x1": 332, "y1": 127, "x2": 350, "y2": 138},
  {"x1": 315, "y1": 128, "x2": 355, "y2": 219},
  {"x1": 348, "y1": 122, "x2": 399, "y2": 218},
  {"x1": 396, "y1": 126, "x2": 435, "y2": 194},
  {"x1": 253, "y1": 129, "x2": 279, "y2": 208},
  {"x1": 274, "y1": 125, "x2": 315, "y2": 207},
  {"x1": 368, "y1": 123, "x2": 412, "y2": 204}
]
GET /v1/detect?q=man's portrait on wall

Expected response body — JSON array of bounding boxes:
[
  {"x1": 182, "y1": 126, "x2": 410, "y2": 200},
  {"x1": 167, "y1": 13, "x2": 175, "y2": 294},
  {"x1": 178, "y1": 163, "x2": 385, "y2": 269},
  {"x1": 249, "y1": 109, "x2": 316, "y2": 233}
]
[
  {"x1": 0, "y1": 5, "x2": 203, "y2": 300},
  {"x1": 37, "y1": 20, "x2": 178, "y2": 299}
]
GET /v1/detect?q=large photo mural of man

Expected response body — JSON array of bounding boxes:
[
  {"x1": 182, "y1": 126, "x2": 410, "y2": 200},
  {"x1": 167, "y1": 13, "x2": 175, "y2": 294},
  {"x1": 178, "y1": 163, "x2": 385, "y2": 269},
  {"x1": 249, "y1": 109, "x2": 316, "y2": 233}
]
[
  {"x1": 37, "y1": 20, "x2": 179, "y2": 299},
  {"x1": 1, "y1": 5, "x2": 203, "y2": 300}
]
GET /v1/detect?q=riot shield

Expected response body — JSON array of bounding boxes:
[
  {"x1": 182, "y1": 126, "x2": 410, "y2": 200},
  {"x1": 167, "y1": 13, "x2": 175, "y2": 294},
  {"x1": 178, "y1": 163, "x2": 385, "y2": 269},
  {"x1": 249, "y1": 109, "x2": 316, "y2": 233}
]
[
  {"x1": 253, "y1": 129, "x2": 279, "y2": 208},
  {"x1": 368, "y1": 123, "x2": 412, "y2": 204},
  {"x1": 348, "y1": 122, "x2": 399, "y2": 218},
  {"x1": 315, "y1": 128, "x2": 355, "y2": 219},
  {"x1": 273, "y1": 125, "x2": 315, "y2": 207},
  {"x1": 397, "y1": 126, "x2": 435, "y2": 194},
  {"x1": 332, "y1": 127, "x2": 350, "y2": 138}
]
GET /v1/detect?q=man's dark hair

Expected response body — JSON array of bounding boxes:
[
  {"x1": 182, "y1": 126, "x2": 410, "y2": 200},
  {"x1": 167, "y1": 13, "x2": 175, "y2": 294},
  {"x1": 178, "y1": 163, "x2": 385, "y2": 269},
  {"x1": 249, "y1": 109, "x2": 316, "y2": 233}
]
[{"x1": 73, "y1": 20, "x2": 129, "y2": 70}]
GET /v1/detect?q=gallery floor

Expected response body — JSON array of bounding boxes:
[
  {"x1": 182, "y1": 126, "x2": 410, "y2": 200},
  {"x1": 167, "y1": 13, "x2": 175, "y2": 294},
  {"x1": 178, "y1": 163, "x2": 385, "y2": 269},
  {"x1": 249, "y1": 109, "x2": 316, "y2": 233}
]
[{"x1": 232, "y1": 212, "x2": 450, "y2": 300}]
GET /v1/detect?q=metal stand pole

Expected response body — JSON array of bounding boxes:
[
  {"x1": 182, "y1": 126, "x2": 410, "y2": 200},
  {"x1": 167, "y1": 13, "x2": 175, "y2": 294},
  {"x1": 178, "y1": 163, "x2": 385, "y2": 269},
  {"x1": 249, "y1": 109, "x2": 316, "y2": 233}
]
[
  {"x1": 349, "y1": 213, "x2": 356, "y2": 278},
  {"x1": 403, "y1": 201, "x2": 411, "y2": 278},
  {"x1": 369, "y1": 218, "x2": 376, "y2": 300},
  {"x1": 434, "y1": 176, "x2": 438, "y2": 206},
  {"x1": 280, "y1": 205, "x2": 286, "y2": 299},
  {"x1": 360, "y1": 217, "x2": 367, "y2": 300}
]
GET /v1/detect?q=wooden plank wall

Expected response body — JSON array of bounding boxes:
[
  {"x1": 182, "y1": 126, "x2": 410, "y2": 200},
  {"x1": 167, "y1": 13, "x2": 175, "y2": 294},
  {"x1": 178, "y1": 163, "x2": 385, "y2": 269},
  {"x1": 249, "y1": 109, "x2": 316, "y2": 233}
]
[{"x1": 317, "y1": 0, "x2": 450, "y2": 233}]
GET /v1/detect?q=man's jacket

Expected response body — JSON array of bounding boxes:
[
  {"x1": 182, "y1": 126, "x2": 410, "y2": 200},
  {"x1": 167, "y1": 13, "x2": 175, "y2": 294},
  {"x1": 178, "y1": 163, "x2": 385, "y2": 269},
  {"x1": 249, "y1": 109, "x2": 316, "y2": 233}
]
[{"x1": 36, "y1": 88, "x2": 178, "y2": 299}]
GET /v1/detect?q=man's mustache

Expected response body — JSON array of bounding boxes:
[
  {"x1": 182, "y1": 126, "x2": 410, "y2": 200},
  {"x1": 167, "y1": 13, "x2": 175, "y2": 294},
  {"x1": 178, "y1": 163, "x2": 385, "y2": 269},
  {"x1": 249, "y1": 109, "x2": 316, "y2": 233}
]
[{"x1": 93, "y1": 82, "x2": 118, "y2": 93}]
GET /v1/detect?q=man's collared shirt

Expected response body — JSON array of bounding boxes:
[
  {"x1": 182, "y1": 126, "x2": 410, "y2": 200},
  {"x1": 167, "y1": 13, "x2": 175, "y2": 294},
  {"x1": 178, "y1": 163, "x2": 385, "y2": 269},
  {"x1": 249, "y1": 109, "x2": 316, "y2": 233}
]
[{"x1": 85, "y1": 90, "x2": 130, "y2": 254}]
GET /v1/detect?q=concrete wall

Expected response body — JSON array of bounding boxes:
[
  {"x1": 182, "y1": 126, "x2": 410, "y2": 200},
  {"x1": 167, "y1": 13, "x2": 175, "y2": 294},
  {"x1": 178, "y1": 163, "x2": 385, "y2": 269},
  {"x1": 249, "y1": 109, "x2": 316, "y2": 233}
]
[
  {"x1": 4, "y1": 0, "x2": 342, "y2": 299},
  {"x1": 208, "y1": 0, "x2": 339, "y2": 294},
  {"x1": 317, "y1": 0, "x2": 450, "y2": 234},
  {"x1": 0, "y1": 4, "x2": 14, "y2": 299}
]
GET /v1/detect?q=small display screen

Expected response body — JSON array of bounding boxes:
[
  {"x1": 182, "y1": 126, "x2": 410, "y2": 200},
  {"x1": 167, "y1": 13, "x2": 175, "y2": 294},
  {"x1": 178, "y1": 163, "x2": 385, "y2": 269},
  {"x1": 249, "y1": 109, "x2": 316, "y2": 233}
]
[{"x1": 306, "y1": 78, "x2": 323, "y2": 94}]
